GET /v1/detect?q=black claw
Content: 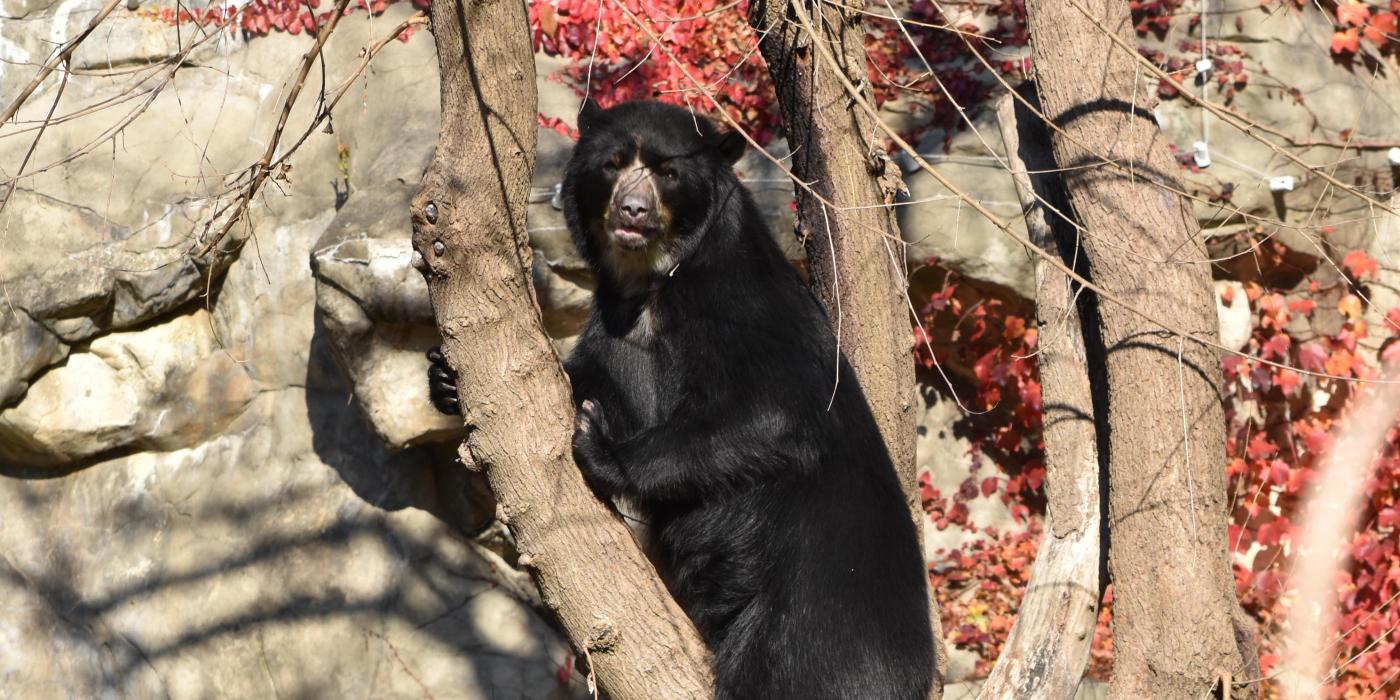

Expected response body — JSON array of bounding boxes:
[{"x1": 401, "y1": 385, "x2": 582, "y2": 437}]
[
  {"x1": 432, "y1": 395, "x2": 461, "y2": 416},
  {"x1": 427, "y1": 345, "x2": 461, "y2": 416}
]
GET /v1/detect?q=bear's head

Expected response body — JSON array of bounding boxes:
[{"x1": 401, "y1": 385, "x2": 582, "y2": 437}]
[{"x1": 561, "y1": 100, "x2": 746, "y2": 288}]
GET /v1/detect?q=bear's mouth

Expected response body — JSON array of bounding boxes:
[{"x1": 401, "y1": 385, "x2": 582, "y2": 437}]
[{"x1": 611, "y1": 225, "x2": 654, "y2": 250}]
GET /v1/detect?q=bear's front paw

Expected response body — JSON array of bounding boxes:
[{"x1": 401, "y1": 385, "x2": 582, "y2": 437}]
[
  {"x1": 572, "y1": 400, "x2": 628, "y2": 495},
  {"x1": 427, "y1": 347, "x2": 460, "y2": 416}
]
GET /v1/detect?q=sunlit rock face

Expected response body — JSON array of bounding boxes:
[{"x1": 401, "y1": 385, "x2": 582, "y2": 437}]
[{"x1": 0, "y1": 6, "x2": 580, "y2": 697}]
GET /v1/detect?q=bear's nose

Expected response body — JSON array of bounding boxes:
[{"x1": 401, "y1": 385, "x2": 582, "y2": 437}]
[{"x1": 619, "y1": 196, "x2": 648, "y2": 219}]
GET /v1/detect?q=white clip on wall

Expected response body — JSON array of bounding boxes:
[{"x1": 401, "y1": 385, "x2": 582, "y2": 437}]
[{"x1": 1192, "y1": 141, "x2": 1212, "y2": 169}]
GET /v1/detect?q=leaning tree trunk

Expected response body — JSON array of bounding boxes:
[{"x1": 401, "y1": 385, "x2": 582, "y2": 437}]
[
  {"x1": 409, "y1": 1, "x2": 712, "y2": 697},
  {"x1": 747, "y1": 0, "x2": 919, "y2": 522},
  {"x1": 1022, "y1": 1, "x2": 1257, "y2": 697},
  {"x1": 977, "y1": 89, "x2": 1105, "y2": 700},
  {"x1": 747, "y1": 2, "x2": 942, "y2": 695}
]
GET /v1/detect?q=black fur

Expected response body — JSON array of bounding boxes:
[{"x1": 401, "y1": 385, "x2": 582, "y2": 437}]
[{"x1": 434, "y1": 100, "x2": 933, "y2": 700}]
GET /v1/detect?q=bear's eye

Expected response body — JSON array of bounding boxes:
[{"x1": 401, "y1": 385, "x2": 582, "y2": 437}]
[
  {"x1": 657, "y1": 163, "x2": 678, "y2": 181},
  {"x1": 604, "y1": 152, "x2": 624, "y2": 172}
]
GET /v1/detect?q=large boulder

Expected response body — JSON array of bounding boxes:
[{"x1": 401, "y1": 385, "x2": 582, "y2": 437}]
[
  {"x1": 311, "y1": 184, "x2": 461, "y2": 450},
  {"x1": 0, "y1": 189, "x2": 229, "y2": 407},
  {"x1": 0, "y1": 8, "x2": 583, "y2": 698},
  {"x1": 0, "y1": 308, "x2": 257, "y2": 466}
]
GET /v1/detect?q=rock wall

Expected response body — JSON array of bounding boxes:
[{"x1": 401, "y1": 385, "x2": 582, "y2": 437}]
[
  {"x1": 0, "y1": 4, "x2": 581, "y2": 697},
  {"x1": 2, "y1": 0, "x2": 1397, "y2": 695}
]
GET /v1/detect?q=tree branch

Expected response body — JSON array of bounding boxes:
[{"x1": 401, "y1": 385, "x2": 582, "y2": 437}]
[{"x1": 408, "y1": 1, "x2": 713, "y2": 698}]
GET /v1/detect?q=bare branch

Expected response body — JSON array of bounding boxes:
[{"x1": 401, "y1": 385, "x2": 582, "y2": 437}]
[{"x1": 0, "y1": 0, "x2": 123, "y2": 127}]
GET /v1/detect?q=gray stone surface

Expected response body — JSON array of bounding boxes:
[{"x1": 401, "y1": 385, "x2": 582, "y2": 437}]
[
  {"x1": 0, "y1": 391, "x2": 577, "y2": 699},
  {"x1": 0, "y1": 189, "x2": 222, "y2": 406},
  {"x1": 897, "y1": 116, "x2": 1038, "y2": 299},
  {"x1": 1, "y1": 8, "x2": 583, "y2": 697},
  {"x1": 311, "y1": 184, "x2": 461, "y2": 450},
  {"x1": 0, "y1": 308, "x2": 257, "y2": 466},
  {"x1": 1156, "y1": 1, "x2": 1400, "y2": 249}
]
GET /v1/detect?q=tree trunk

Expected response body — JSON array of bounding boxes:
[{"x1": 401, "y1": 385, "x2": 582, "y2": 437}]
[
  {"x1": 747, "y1": 0, "x2": 919, "y2": 522},
  {"x1": 1022, "y1": 1, "x2": 1257, "y2": 696},
  {"x1": 748, "y1": 3, "x2": 942, "y2": 694},
  {"x1": 409, "y1": 2, "x2": 712, "y2": 697},
  {"x1": 978, "y1": 88, "x2": 1105, "y2": 700}
]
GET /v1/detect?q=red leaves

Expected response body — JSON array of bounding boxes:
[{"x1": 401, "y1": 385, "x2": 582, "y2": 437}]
[
  {"x1": 1262, "y1": 332, "x2": 1292, "y2": 360},
  {"x1": 1298, "y1": 342, "x2": 1330, "y2": 374},
  {"x1": 555, "y1": 656, "x2": 574, "y2": 686},
  {"x1": 1331, "y1": 2, "x2": 1396, "y2": 56},
  {"x1": 929, "y1": 523, "x2": 1045, "y2": 678},
  {"x1": 529, "y1": 0, "x2": 785, "y2": 145},
  {"x1": 1333, "y1": 27, "x2": 1362, "y2": 54},
  {"x1": 1365, "y1": 11, "x2": 1398, "y2": 45},
  {"x1": 538, "y1": 114, "x2": 578, "y2": 140},
  {"x1": 1220, "y1": 239, "x2": 1400, "y2": 697},
  {"x1": 980, "y1": 477, "x2": 999, "y2": 498},
  {"x1": 1325, "y1": 347, "x2": 1359, "y2": 377},
  {"x1": 1337, "y1": 1, "x2": 1373, "y2": 27},
  {"x1": 1130, "y1": 0, "x2": 1183, "y2": 37},
  {"x1": 1221, "y1": 284, "x2": 1237, "y2": 305},
  {"x1": 1247, "y1": 433, "x2": 1280, "y2": 461},
  {"x1": 1344, "y1": 250, "x2": 1380, "y2": 279}
]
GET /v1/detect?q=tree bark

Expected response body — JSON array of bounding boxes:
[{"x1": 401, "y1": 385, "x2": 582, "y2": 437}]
[
  {"x1": 410, "y1": 1, "x2": 712, "y2": 697},
  {"x1": 1022, "y1": 1, "x2": 1257, "y2": 696},
  {"x1": 978, "y1": 89, "x2": 1104, "y2": 700},
  {"x1": 747, "y1": 0, "x2": 919, "y2": 523},
  {"x1": 748, "y1": 3, "x2": 943, "y2": 695}
]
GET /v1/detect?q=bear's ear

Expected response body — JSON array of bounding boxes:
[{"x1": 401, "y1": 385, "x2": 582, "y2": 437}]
[
  {"x1": 578, "y1": 98, "x2": 605, "y2": 135},
  {"x1": 711, "y1": 128, "x2": 746, "y2": 165}
]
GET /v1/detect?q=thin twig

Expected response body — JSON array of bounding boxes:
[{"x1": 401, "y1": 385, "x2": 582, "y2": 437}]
[
  {"x1": 0, "y1": 0, "x2": 123, "y2": 126},
  {"x1": 0, "y1": 58, "x2": 70, "y2": 220},
  {"x1": 191, "y1": 0, "x2": 357, "y2": 256},
  {"x1": 784, "y1": 0, "x2": 1400, "y2": 386}
]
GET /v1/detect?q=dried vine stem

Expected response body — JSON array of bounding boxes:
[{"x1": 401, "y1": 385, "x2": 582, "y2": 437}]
[
  {"x1": 264, "y1": 13, "x2": 427, "y2": 177},
  {"x1": 191, "y1": 0, "x2": 355, "y2": 257},
  {"x1": 608, "y1": 0, "x2": 1398, "y2": 388},
  {"x1": 183, "y1": 11, "x2": 422, "y2": 234},
  {"x1": 0, "y1": 62, "x2": 70, "y2": 221},
  {"x1": 2, "y1": 10, "x2": 244, "y2": 192},
  {"x1": 0, "y1": 0, "x2": 122, "y2": 127},
  {"x1": 781, "y1": 0, "x2": 1400, "y2": 386}
]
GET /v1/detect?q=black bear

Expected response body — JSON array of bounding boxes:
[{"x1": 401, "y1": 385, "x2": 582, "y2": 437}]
[{"x1": 430, "y1": 100, "x2": 934, "y2": 700}]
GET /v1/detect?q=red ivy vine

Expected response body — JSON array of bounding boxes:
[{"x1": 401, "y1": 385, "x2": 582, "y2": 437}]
[{"x1": 1221, "y1": 242, "x2": 1400, "y2": 698}]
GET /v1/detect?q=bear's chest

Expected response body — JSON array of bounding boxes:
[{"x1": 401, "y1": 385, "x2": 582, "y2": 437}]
[{"x1": 597, "y1": 306, "x2": 683, "y2": 433}]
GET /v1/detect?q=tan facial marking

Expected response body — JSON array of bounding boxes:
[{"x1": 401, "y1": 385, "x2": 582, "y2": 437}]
[{"x1": 594, "y1": 153, "x2": 679, "y2": 284}]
